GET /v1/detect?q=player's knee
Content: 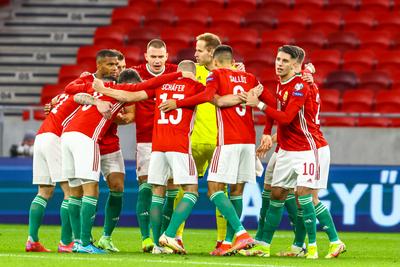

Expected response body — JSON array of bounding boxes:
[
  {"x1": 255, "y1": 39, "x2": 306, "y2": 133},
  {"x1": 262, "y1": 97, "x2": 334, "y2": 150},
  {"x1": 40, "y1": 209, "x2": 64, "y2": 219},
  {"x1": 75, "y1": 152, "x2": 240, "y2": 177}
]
[
  {"x1": 138, "y1": 175, "x2": 148, "y2": 184},
  {"x1": 38, "y1": 185, "x2": 55, "y2": 199},
  {"x1": 107, "y1": 173, "x2": 125, "y2": 192}
]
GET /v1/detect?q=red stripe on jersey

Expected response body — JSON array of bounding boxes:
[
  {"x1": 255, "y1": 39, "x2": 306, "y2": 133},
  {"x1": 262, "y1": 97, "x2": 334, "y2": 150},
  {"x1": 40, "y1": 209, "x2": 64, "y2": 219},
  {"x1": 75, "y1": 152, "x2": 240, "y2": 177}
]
[
  {"x1": 188, "y1": 154, "x2": 194, "y2": 176},
  {"x1": 211, "y1": 146, "x2": 221, "y2": 173},
  {"x1": 92, "y1": 102, "x2": 123, "y2": 142},
  {"x1": 216, "y1": 108, "x2": 224, "y2": 146},
  {"x1": 92, "y1": 143, "x2": 99, "y2": 172},
  {"x1": 61, "y1": 107, "x2": 80, "y2": 129}
]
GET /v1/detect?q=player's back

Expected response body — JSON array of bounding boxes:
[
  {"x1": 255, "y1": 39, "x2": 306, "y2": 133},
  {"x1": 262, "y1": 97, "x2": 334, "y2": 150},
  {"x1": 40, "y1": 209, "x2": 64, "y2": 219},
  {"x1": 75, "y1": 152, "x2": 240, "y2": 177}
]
[
  {"x1": 208, "y1": 68, "x2": 258, "y2": 145},
  {"x1": 37, "y1": 93, "x2": 80, "y2": 136},
  {"x1": 63, "y1": 91, "x2": 123, "y2": 142},
  {"x1": 277, "y1": 75, "x2": 328, "y2": 151},
  {"x1": 133, "y1": 63, "x2": 178, "y2": 143},
  {"x1": 152, "y1": 77, "x2": 204, "y2": 153}
]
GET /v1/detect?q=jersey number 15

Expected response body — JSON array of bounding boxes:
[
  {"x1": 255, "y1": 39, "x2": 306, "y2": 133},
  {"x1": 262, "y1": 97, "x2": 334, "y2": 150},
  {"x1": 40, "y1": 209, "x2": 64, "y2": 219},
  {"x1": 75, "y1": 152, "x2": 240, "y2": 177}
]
[{"x1": 158, "y1": 93, "x2": 184, "y2": 125}]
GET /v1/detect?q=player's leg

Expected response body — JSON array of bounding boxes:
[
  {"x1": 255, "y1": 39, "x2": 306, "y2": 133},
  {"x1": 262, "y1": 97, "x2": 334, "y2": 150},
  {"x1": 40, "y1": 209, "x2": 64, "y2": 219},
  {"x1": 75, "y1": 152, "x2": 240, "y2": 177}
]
[
  {"x1": 68, "y1": 184, "x2": 83, "y2": 249},
  {"x1": 314, "y1": 146, "x2": 346, "y2": 258},
  {"x1": 162, "y1": 179, "x2": 179, "y2": 234},
  {"x1": 27, "y1": 133, "x2": 56, "y2": 252},
  {"x1": 135, "y1": 143, "x2": 153, "y2": 250},
  {"x1": 58, "y1": 181, "x2": 74, "y2": 252},
  {"x1": 285, "y1": 189, "x2": 298, "y2": 230},
  {"x1": 98, "y1": 150, "x2": 125, "y2": 252}
]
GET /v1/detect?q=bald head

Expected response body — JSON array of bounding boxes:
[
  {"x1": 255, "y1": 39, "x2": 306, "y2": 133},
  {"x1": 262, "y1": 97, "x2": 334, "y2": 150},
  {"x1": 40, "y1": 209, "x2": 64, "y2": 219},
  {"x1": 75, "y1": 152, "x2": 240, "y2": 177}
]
[{"x1": 178, "y1": 60, "x2": 196, "y2": 75}]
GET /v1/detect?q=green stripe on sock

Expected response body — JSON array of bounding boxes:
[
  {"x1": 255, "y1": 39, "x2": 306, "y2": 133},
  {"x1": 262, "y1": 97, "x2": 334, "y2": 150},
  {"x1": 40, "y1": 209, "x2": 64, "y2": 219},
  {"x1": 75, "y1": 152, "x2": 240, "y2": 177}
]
[
  {"x1": 210, "y1": 191, "x2": 224, "y2": 201},
  {"x1": 139, "y1": 183, "x2": 152, "y2": 191}
]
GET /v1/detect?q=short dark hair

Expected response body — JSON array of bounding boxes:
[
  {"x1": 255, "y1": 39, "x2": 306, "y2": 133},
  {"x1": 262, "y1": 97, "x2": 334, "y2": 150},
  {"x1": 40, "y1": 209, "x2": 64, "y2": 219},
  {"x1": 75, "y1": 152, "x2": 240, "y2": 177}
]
[
  {"x1": 111, "y1": 49, "x2": 125, "y2": 61},
  {"x1": 147, "y1": 39, "x2": 167, "y2": 50},
  {"x1": 96, "y1": 49, "x2": 119, "y2": 63},
  {"x1": 293, "y1": 46, "x2": 305, "y2": 64},
  {"x1": 213, "y1": 45, "x2": 233, "y2": 62},
  {"x1": 118, "y1": 68, "x2": 142, "y2": 84},
  {"x1": 278, "y1": 45, "x2": 299, "y2": 60}
]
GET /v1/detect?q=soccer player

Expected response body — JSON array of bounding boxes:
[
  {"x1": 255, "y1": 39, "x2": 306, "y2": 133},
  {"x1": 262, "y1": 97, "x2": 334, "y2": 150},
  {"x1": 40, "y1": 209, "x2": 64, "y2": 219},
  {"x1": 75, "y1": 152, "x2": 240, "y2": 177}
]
[
  {"x1": 241, "y1": 45, "x2": 331, "y2": 259},
  {"x1": 255, "y1": 46, "x2": 346, "y2": 258},
  {"x1": 63, "y1": 50, "x2": 134, "y2": 252},
  {"x1": 131, "y1": 39, "x2": 181, "y2": 252},
  {"x1": 25, "y1": 84, "x2": 112, "y2": 253},
  {"x1": 159, "y1": 45, "x2": 271, "y2": 256}
]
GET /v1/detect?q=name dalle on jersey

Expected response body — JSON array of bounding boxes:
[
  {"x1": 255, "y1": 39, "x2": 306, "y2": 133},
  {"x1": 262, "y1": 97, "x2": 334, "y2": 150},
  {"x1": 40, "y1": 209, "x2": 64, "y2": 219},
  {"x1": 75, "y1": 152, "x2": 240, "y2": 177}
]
[{"x1": 230, "y1": 75, "x2": 247, "y2": 83}]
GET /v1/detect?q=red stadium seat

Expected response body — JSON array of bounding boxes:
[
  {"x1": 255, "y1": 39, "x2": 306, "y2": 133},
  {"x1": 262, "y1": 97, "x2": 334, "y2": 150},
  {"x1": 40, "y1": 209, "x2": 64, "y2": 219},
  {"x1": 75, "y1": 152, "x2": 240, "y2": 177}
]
[
  {"x1": 161, "y1": 27, "x2": 195, "y2": 48},
  {"x1": 343, "y1": 11, "x2": 375, "y2": 32},
  {"x1": 324, "y1": 71, "x2": 358, "y2": 90},
  {"x1": 126, "y1": 27, "x2": 160, "y2": 48},
  {"x1": 227, "y1": 0, "x2": 258, "y2": 12},
  {"x1": 322, "y1": 117, "x2": 357, "y2": 126},
  {"x1": 358, "y1": 31, "x2": 393, "y2": 50},
  {"x1": 176, "y1": 47, "x2": 196, "y2": 62},
  {"x1": 244, "y1": 10, "x2": 276, "y2": 31},
  {"x1": 358, "y1": 117, "x2": 391, "y2": 127},
  {"x1": 209, "y1": 9, "x2": 243, "y2": 28},
  {"x1": 226, "y1": 29, "x2": 259, "y2": 50},
  {"x1": 159, "y1": 0, "x2": 193, "y2": 10},
  {"x1": 244, "y1": 50, "x2": 275, "y2": 69},
  {"x1": 128, "y1": 0, "x2": 158, "y2": 8},
  {"x1": 375, "y1": 91, "x2": 400, "y2": 113},
  {"x1": 174, "y1": 8, "x2": 209, "y2": 28},
  {"x1": 375, "y1": 51, "x2": 400, "y2": 72},
  {"x1": 260, "y1": 30, "x2": 294, "y2": 49},
  {"x1": 121, "y1": 46, "x2": 143, "y2": 66},
  {"x1": 326, "y1": 0, "x2": 358, "y2": 12},
  {"x1": 294, "y1": 0, "x2": 325, "y2": 10},
  {"x1": 327, "y1": 31, "x2": 359, "y2": 52},
  {"x1": 58, "y1": 64, "x2": 95, "y2": 85},
  {"x1": 359, "y1": 71, "x2": 392, "y2": 90},
  {"x1": 40, "y1": 84, "x2": 66, "y2": 105},
  {"x1": 94, "y1": 26, "x2": 126, "y2": 47},
  {"x1": 33, "y1": 110, "x2": 46, "y2": 121},
  {"x1": 308, "y1": 10, "x2": 342, "y2": 34},
  {"x1": 375, "y1": 13, "x2": 400, "y2": 32},
  {"x1": 192, "y1": 0, "x2": 225, "y2": 9},
  {"x1": 276, "y1": 10, "x2": 309, "y2": 31},
  {"x1": 259, "y1": 0, "x2": 292, "y2": 11},
  {"x1": 143, "y1": 9, "x2": 176, "y2": 28},
  {"x1": 111, "y1": 7, "x2": 142, "y2": 29},
  {"x1": 309, "y1": 49, "x2": 341, "y2": 70},
  {"x1": 294, "y1": 31, "x2": 327, "y2": 51},
  {"x1": 342, "y1": 49, "x2": 376, "y2": 75},
  {"x1": 341, "y1": 89, "x2": 374, "y2": 112},
  {"x1": 360, "y1": 0, "x2": 392, "y2": 12},
  {"x1": 319, "y1": 89, "x2": 341, "y2": 112},
  {"x1": 258, "y1": 67, "x2": 278, "y2": 91}
]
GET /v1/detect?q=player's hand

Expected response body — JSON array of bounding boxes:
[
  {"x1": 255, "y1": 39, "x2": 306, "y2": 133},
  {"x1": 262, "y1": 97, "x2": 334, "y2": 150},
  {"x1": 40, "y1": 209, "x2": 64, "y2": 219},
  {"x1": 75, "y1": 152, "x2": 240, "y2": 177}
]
[
  {"x1": 44, "y1": 103, "x2": 52, "y2": 115},
  {"x1": 250, "y1": 84, "x2": 264, "y2": 97},
  {"x1": 159, "y1": 99, "x2": 177, "y2": 112},
  {"x1": 96, "y1": 100, "x2": 113, "y2": 119},
  {"x1": 181, "y1": 71, "x2": 196, "y2": 80},
  {"x1": 304, "y1": 63, "x2": 315, "y2": 74},
  {"x1": 238, "y1": 91, "x2": 248, "y2": 102},
  {"x1": 92, "y1": 78, "x2": 105, "y2": 92},
  {"x1": 80, "y1": 71, "x2": 91, "y2": 78},
  {"x1": 271, "y1": 133, "x2": 277, "y2": 143},
  {"x1": 302, "y1": 72, "x2": 314, "y2": 84},
  {"x1": 234, "y1": 62, "x2": 246, "y2": 71},
  {"x1": 256, "y1": 134, "x2": 273, "y2": 158},
  {"x1": 245, "y1": 90, "x2": 260, "y2": 107}
]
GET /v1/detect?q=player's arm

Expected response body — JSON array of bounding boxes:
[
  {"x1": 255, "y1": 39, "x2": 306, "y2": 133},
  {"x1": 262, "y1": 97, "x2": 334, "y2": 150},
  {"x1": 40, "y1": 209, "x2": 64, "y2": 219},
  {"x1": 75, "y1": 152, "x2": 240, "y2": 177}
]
[
  {"x1": 74, "y1": 93, "x2": 113, "y2": 119},
  {"x1": 93, "y1": 79, "x2": 149, "y2": 103},
  {"x1": 64, "y1": 75, "x2": 92, "y2": 94},
  {"x1": 113, "y1": 104, "x2": 135, "y2": 125},
  {"x1": 246, "y1": 87, "x2": 308, "y2": 125},
  {"x1": 212, "y1": 94, "x2": 242, "y2": 107}
]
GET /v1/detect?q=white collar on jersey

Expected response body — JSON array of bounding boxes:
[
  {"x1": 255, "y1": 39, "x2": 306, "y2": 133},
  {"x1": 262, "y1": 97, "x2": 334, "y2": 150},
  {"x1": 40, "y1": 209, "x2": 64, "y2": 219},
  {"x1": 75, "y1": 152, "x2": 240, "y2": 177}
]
[
  {"x1": 280, "y1": 73, "x2": 302, "y2": 85},
  {"x1": 146, "y1": 64, "x2": 166, "y2": 77}
]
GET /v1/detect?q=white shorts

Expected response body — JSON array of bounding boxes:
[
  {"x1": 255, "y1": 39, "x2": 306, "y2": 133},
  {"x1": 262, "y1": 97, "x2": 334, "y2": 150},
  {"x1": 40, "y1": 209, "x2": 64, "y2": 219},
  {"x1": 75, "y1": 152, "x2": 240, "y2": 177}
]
[
  {"x1": 61, "y1": 132, "x2": 101, "y2": 187},
  {"x1": 272, "y1": 146, "x2": 330, "y2": 190},
  {"x1": 208, "y1": 144, "x2": 256, "y2": 184},
  {"x1": 264, "y1": 152, "x2": 277, "y2": 185},
  {"x1": 101, "y1": 150, "x2": 125, "y2": 180},
  {"x1": 33, "y1": 133, "x2": 65, "y2": 185},
  {"x1": 148, "y1": 151, "x2": 198, "y2": 186},
  {"x1": 136, "y1": 142, "x2": 151, "y2": 177}
]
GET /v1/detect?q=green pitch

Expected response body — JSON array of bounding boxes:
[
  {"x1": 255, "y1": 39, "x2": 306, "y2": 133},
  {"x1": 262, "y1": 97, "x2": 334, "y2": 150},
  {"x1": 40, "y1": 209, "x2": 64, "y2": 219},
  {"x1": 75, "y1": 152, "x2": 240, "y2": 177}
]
[{"x1": 0, "y1": 224, "x2": 398, "y2": 267}]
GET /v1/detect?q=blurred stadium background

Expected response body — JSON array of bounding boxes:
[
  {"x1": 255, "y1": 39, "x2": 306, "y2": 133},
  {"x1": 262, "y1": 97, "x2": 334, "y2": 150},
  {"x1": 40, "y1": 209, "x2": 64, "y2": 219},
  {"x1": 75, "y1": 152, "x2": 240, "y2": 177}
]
[{"x1": 0, "y1": 0, "x2": 399, "y2": 233}]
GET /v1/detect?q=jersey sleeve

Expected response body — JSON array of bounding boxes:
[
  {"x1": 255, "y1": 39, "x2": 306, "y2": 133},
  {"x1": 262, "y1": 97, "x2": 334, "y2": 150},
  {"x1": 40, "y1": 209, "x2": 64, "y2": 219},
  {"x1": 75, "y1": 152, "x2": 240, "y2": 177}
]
[
  {"x1": 64, "y1": 76, "x2": 92, "y2": 94},
  {"x1": 112, "y1": 72, "x2": 182, "y2": 92},
  {"x1": 176, "y1": 72, "x2": 218, "y2": 108},
  {"x1": 265, "y1": 82, "x2": 309, "y2": 125},
  {"x1": 263, "y1": 115, "x2": 274, "y2": 135}
]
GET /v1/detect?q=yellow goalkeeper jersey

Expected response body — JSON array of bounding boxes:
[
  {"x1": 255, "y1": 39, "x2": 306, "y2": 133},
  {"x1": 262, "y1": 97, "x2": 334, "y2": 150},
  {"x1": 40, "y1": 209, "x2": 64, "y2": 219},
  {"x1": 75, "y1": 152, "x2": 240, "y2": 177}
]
[{"x1": 191, "y1": 64, "x2": 217, "y2": 145}]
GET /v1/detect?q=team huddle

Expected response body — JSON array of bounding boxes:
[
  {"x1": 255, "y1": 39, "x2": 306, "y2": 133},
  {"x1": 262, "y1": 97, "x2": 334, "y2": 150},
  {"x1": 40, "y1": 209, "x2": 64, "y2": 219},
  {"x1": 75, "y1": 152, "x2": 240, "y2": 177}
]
[{"x1": 26, "y1": 32, "x2": 346, "y2": 259}]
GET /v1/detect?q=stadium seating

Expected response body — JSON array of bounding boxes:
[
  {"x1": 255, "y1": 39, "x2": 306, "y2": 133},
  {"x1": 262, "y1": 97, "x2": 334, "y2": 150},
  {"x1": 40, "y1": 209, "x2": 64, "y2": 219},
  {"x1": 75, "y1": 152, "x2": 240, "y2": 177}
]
[
  {"x1": 309, "y1": 49, "x2": 341, "y2": 70},
  {"x1": 58, "y1": 64, "x2": 95, "y2": 85},
  {"x1": 322, "y1": 117, "x2": 357, "y2": 126},
  {"x1": 327, "y1": 31, "x2": 359, "y2": 52},
  {"x1": 341, "y1": 89, "x2": 374, "y2": 113},
  {"x1": 375, "y1": 91, "x2": 400, "y2": 113},
  {"x1": 326, "y1": 0, "x2": 358, "y2": 12},
  {"x1": 294, "y1": 31, "x2": 327, "y2": 52},
  {"x1": 343, "y1": 12, "x2": 376, "y2": 32},
  {"x1": 276, "y1": 10, "x2": 309, "y2": 31},
  {"x1": 358, "y1": 71, "x2": 392, "y2": 90},
  {"x1": 319, "y1": 89, "x2": 341, "y2": 112},
  {"x1": 294, "y1": 0, "x2": 325, "y2": 10},
  {"x1": 360, "y1": 0, "x2": 392, "y2": 12},
  {"x1": 324, "y1": 71, "x2": 358, "y2": 90},
  {"x1": 308, "y1": 11, "x2": 342, "y2": 34},
  {"x1": 358, "y1": 117, "x2": 391, "y2": 127},
  {"x1": 94, "y1": 26, "x2": 126, "y2": 47},
  {"x1": 342, "y1": 50, "x2": 376, "y2": 76}
]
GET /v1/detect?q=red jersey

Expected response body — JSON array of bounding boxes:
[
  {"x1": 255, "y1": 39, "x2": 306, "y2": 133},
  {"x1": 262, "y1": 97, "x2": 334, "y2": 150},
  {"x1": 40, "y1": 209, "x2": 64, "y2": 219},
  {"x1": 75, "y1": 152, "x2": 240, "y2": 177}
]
[
  {"x1": 207, "y1": 68, "x2": 259, "y2": 145},
  {"x1": 65, "y1": 74, "x2": 120, "y2": 154},
  {"x1": 133, "y1": 63, "x2": 178, "y2": 143},
  {"x1": 37, "y1": 94, "x2": 80, "y2": 137},
  {"x1": 147, "y1": 77, "x2": 204, "y2": 153},
  {"x1": 265, "y1": 74, "x2": 328, "y2": 151},
  {"x1": 63, "y1": 72, "x2": 182, "y2": 142}
]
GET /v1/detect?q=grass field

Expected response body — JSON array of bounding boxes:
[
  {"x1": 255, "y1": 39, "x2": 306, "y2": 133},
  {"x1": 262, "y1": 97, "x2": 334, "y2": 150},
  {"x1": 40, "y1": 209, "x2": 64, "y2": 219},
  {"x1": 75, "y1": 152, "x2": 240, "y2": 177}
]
[{"x1": 0, "y1": 224, "x2": 399, "y2": 267}]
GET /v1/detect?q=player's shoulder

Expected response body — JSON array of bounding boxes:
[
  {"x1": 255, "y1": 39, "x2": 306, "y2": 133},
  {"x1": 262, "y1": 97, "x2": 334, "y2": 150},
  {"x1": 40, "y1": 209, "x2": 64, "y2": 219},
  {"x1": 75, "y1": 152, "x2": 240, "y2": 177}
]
[
  {"x1": 290, "y1": 75, "x2": 309, "y2": 89},
  {"x1": 132, "y1": 63, "x2": 146, "y2": 72},
  {"x1": 165, "y1": 63, "x2": 178, "y2": 72}
]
